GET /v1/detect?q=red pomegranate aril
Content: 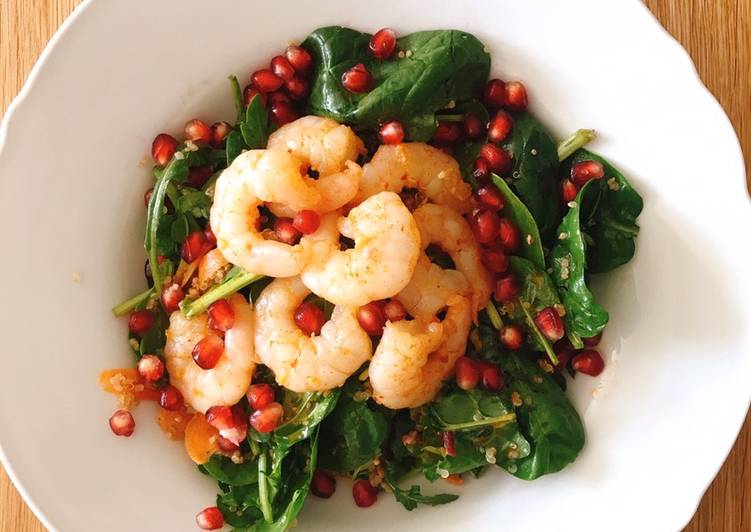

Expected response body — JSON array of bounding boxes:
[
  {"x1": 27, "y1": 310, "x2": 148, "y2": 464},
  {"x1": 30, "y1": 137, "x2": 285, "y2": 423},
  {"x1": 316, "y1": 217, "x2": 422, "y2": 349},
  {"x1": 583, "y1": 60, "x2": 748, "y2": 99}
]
[
  {"x1": 378, "y1": 120, "x2": 405, "y2": 145},
  {"x1": 571, "y1": 160, "x2": 605, "y2": 187},
  {"x1": 571, "y1": 349, "x2": 605, "y2": 376},
  {"x1": 185, "y1": 119, "x2": 212, "y2": 144},
  {"x1": 109, "y1": 410, "x2": 135, "y2": 437},
  {"x1": 204, "y1": 226, "x2": 217, "y2": 246},
  {"x1": 196, "y1": 506, "x2": 224, "y2": 530},
  {"x1": 311, "y1": 469, "x2": 337, "y2": 498},
  {"x1": 187, "y1": 165, "x2": 214, "y2": 188},
  {"x1": 293, "y1": 210, "x2": 321, "y2": 235},
  {"x1": 357, "y1": 302, "x2": 386, "y2": 335},
  {"x1": 251, "y1": 69, "x2": 284, "y2": 93},
  {"x1": 480, "y1": 363, "x2": 504, "y2": 391},
  {"x1": 483, "y1": 78, "x2": 506, "y2": 108},
  {"x1": 294, "y1": 302, "x2": 326, "y2": 335},
  {"x1": 475, "y1": 185, "x2": 505, "y2": 210},
  {"x1": 161, "y1": 283, "x2": 184, "y2": 313},
  {"x1": 205, "y1": 405, "x2": 233, "y2": 430},
  {"x1": 269, "y1": 101, "x2": 299, "y2": 127},
  {"x1": 274, "y1": 217, "x2": 302, "y2": 245},
  {"x1": 208, "y1": 299, "x2": 235, "y2": 333},
  {"x1": 431, "y1": 122, "x2": 462, "y2": 145},
  {"x1": 210, "y1": 121, "x2": 232, "y2": 148},
  {"x1": 495, "y1": 273, "x2": 520, "y2": 302},
  {"x1": 151, "y1": 133, "x2": 178, "y2": 166},
  {"x1": 341, "y1": 63, "x2": 372, "y2": 93},
  {"x1": 554, "y1": 338, "x2": 574, "y2": 370},
  {"x1": 479, "y1": 143, "x2": 513, "y2": 175},
  {"x1": 352, "y1": 479, "x2": 378, "y2": 508},
  {"x1": 182, "y1": 231, "x2": 213, "y2": 263},
  {"x1": 487, "y1": 110, "x2": 514, "y2": 143},
  {"x1": 137, "y1": 354, "x2": 165, "y2": 382},
  {"x1": 382, "y1": 300, "x2": 407, "y2": 322},
  {"x1": 461, "y1": 112, "x2": 484, "y2": 141},
  {"x1": 128, "y1": 310, "x2": 155, "y2": 335},
  {"x1": 534, "y1": 306, "x2": 565, "y2": 342},
  {"x1": 159, "y1": 385, "x2": 184, "y2": 411},
  {"x1": 470, "y1": 208, "x2": 501, "y2": 244},
  {"x1": 243, "y1": 85, "x2": 268, "y2": 106},
  {"x1": 583, "y1": 332, "x2": 603, "y2": 347},
  {"x1": 455, "y1": 356, "x2": 481, "y2": 390},
  {"x1": 561, "y1": 178, "x2": 579, "y2": 203},
  {"x1": 443, "y1": 431, "x2": 457, "y2": 457},
  {"x1": 473, "y1": 157, "x2": 490, "y2": 182},
  {"x1": 499, "y1": 324, "x2": 525, "y2": 350},
  {"x1": 247, "y1": 383, "x2": 276, "y2": 411},
  {"x1": 504, "y1": 81, "x2": 529, "y2": 111},
  {"x1": 286, "y1": 45, "x2": 314, "y2": 75},
  {"x1": 369, "y1": 28, "x2": 397, "y2": 60},
  {"x1": 498, "y1": 218, "x2": 521, "y2": 254},
  {"x1": 250, "y1": 402, "x2": 284, "y2": 433},
  {"x1": 284, "y1": 76, "x2": 310, "y2": 100},
  {"x1": 192, "y1": 335, "x2": 225, "y2": 370},
  {"x1": 271, "y1": 55, "x2": 296, "y2": 81},
  {"x1": 267, "y1": 90, "x2": 291, "y2": 107},
  {"x1": 482, "y1": 246, "x2": 509, "y2": 274},
  {"x1": 217, "y1": 435, "x2": 239, "y2": 454}
]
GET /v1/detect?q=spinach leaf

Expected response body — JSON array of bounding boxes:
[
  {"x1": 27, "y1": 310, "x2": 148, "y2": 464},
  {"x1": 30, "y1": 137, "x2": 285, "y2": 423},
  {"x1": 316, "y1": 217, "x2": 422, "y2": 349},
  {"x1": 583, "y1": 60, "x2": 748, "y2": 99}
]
[
  {"x1": 384, "y1": 464, "x2": 458, "y2": 511},
  {"x1": 502, "y1": 112, "x2": 560, "y2": 243},
  {"x1": 303, "y1": 27, "x2": 490, "y2": 140},
  {"x1": 201, "y1": 454, "x2": 259, "y2": 486},
  {"x1": 430, "y1": 389, "x2": 516, "y2": 431},
  {"x1": 226, "y1": 130, "x2": 247, "y2": 166},
  {"x1": 240, "y1": 94, "x2": 270, "y2": 150}
]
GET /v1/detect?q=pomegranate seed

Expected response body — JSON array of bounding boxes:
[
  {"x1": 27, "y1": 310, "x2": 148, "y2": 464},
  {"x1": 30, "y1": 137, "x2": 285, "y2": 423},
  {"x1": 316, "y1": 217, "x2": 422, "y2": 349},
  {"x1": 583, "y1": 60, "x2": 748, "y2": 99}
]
[
  {"x1": 284, "y1": 76, "x2": 310, "y2": 100},
  {"x1": 461, "y1": 112, "x2": 484, "y2": 141},
  {"x1": 210, "y1": 121, "x2": 232, "y2": 148},
  {"x1": 182, "y1": 231, "x2": 213, "y2": 263},
  {"x1": 454, "y1": 356, "x2": 480, "y2": 390},
  {"x1": 273, "y1": 217, "x2": 302, "y2": 245},
  {"x1": 482, "y1": 246, "x2": 509, "y2": 274},
  {"x1": 443, "y1": 431, "x2": 457, "y2": 457},
  {"x1": 192, "y1": 335, "x2": 224, "y2": 370},
  {"x1": 204, "y1": 226, "x2": 217, "y2": 246},
  {"x1": 534, "y1": 306, "x2": 565, "y2": 342},
  {"x1": 109, "y1": 410, "x2": 135, "y2": 437},
  {"x1": 267, "y1": 90, "x2": 291, "y2": 107},
  {"x1": 434, "y1": 144, "x2": 454, "y2": 156},
  {"x1": 479, "y1": 143, "x2": 513, "y2": 175},
  {"x1": 159, "y1": 385, "x2": 184, "y2": 411},
  {"x1": 250, "y1": 402, "x2": 284, "y2": 433},
  {"x1": 369, "y1": 28, "x2": 397, "y2": 60},
  {"x1": 151, "y1": 133, "x2": 178, "y2": 166},
  {"x1": 205, "y1": 405, "x2": 233, "y2": 430},
  {"x1": 571, "y1": 160, "x2": 605, "y2": 187},
  {"x1": 352, "y1": 479, "x2": 378, "y2": 507},
  {"x1": 207, "y1": 299, "x2": 235, "y2": 333},
  {"x1": 286, "y1": 45, "x2": 314, "y2": 75},
  {"x1": 504, "y1": 81, "x2": 529, "y2": 111},
  {"x1": 243, "y1": 85, "x2": 268, "y2": 106},
  {"x1": 185, "y1": 119, "x2": 212, "y2": 144},
  {"x1": 128, "y1": 310, "x2": 154, "y2": 335},
  {"x1": 499, "y1": 324, "x2": 525, "y2": 350},
  {"x1": 137, "y1": 355, "x2": 164, "y2": 382},
  {"x1": 293, "y1": 210, "x2": 320, "y2": 235},
  {"x1": 271, "y1": 55, "x2": 296, "y2": 81},
  {"x1": 341, "y1": 63, "x2": 372, "y2": 93},
  {"x1": 206, "y1": 404, "x2": 247, "y2": 445},
  {"x1": 475, "y1": 185, "x2": 504, "y2": 210},
  {"x1": 196, "y1": 506, "x2": 224, "y2": 530},
  {"x1": 357, "y1": 302, "x2": 386, "y2": 335},
  {"x1": 473, "y1": 157, "x2": 490, "y2": 182},
  {"x1": 561, "y1": 178, "x2": 579, "y2": 203},
  {"x1": 483, "y1": 79, "x2": 506, "y2": 108},
  {"x1": 186, "y1": 166, "x2": 214, "y2": 188},
  {"x1": 498, "y1": 218, "x2": 520, "y2": 254},
  {"x1": 479, "y1": 362, "x2": 504, "y2": 391},
  {"x1": 378, "y1": 121, "x2": 405, "y2": 145},
  {"x1": 572, "y1": 349, "x2": 605, "y2": 376},
  {"x1": 294, "y1": 302, "x2": 326, "y2": 335},
  {"x1": 469, "y1": 208, "x2": 500, "y2": 244},
  {"x1": 269, "y1": 101, "x2": 299, "y2": 126},
  {"x1": 251, "y1": 69, "x2": 284, "y2": 93},
  {"x1": 247, "y1": 383, "x2": 276, "y2": 411},
  {"x1": 382, "y1": 300, "x2": 407, "y2": 322},
  {"x1": 161, "y1": 283, "x2": 184, "y2": 313},
  {"x1": 554, "y1": 338, "x2": 574, "y2": 370},
  {"x1": 487, "y1": 110, "x2": 514, "y2": 143},
  {"x1": 311, "y1": 469, "x2": 337, "y2": 498},
  {"x1": 217, "y1": 436, "x2": 239, "y2": 454},
  {"x1": 495, "y1": 273, "x2": 520, "y2": 302},
  {"x1": 583, "y1": 332, "x2": 603, "y2": 347},
  {"x1": 431, "y1": 122, "x2": 462, "y2": 145}
]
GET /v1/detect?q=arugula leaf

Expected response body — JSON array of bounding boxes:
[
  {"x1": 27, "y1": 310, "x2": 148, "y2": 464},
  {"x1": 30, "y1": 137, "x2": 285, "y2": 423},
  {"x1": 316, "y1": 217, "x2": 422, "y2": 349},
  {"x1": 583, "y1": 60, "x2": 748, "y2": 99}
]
[
  {"x1": 273, "y1": 390, "x2": 341, "y2": 451},
  {"x1": 384, "y1": 464, "x2": 458, "y2": 511},
  {"x1": 226, "y1": 130, "x2": 247, "y2": 166},
  {"x1": 201, "y1": 454, "x2": 259, "y2": 487},
  {"x1": 217, "y1": 484, "x2": 263, "y2": 528},
  {"x1": 180, "y1": 267, "x2": 263, "y2": 317},
  {"x1": 240, "y1": 94, "x2": 270, "y2": 149},
  {"x1": 176, "y1": 190, "x2": 212, "y2": 219}
]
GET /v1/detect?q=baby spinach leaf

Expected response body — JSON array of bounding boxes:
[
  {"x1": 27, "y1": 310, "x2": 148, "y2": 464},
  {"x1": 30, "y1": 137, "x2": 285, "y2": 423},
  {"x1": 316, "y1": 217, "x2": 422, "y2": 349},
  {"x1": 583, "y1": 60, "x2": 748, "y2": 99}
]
[
  {"x1": 202, "y1": 454, "x2": 259, "y2": 487},
  {"x1": 303, "y1": 27, "x2": 490, "y2": 140},
  {"x1": 384, "y1": 464, "x2": 458, "y2": 511},
  {"x1": 430, "y1": 389, "x2": 516, "y2": 431},
  {"x1": 240, "y1": 94, "x2": 270, "y2": 150},
  {"x1": 453, "y1": 141, "x2": 483, "y2": 187}
]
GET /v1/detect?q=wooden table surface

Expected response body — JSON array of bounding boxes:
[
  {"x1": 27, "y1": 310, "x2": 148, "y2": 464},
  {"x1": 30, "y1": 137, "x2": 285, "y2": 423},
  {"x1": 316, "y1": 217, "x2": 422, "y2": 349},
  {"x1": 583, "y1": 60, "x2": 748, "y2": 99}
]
[{"x1": 1, "y1": 1, "x2": 749, "y2": 530}]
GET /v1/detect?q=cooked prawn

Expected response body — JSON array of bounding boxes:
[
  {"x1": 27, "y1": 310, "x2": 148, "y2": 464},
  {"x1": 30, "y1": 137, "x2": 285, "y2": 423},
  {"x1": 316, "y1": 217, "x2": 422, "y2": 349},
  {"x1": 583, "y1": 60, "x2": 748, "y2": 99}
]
[
  {"x1": 353, "y1": 143, "x2": 473, "y2": 213},
  {"x1": 396, "y1": 254, "x2": 470, "y2": 319},
  {"x1": 164, "y1": 294, "x2": 256, "y2": 413},
  {"x1": 254, "y1": 276, "x2": 372, "y2": 392},
  {"x1": 300, "y1": 191, "x2": 421, "y2": 307}
]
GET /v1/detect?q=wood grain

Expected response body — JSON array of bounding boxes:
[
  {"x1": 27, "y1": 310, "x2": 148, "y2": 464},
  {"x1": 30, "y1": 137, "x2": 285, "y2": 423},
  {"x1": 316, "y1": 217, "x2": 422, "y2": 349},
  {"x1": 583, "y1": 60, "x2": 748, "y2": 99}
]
[{"x1": 1, "y1": 1, "x2": 749, "y2": 531}]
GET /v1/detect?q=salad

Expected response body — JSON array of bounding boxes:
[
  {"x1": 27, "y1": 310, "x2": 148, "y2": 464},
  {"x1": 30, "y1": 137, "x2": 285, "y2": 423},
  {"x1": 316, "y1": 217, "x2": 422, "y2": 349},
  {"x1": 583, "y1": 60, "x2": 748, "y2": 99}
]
[{"x1": 102, "y1": 26, "x2": 643, "y2": 531}]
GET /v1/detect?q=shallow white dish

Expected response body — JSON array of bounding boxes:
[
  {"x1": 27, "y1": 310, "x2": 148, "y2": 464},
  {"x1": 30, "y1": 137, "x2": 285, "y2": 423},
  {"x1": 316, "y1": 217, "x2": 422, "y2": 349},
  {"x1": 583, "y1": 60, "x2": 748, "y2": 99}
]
[{"x1": 1, "y1": 0, "x2": 749, "y2": 530}]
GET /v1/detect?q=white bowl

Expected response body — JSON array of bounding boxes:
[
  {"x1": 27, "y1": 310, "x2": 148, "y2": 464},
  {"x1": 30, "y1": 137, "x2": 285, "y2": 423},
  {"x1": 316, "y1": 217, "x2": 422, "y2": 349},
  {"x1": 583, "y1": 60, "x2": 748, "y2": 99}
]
[{"x1": 1, "y1": 0, "x2": 749, "y2": 531}]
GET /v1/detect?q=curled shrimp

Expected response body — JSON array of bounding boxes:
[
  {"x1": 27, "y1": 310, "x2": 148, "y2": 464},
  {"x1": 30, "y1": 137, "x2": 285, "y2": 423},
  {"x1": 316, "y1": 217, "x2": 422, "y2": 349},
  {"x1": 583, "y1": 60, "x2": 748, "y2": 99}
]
[
  {"x1": 254, "y1": 276, "x2": 372, "y2": 392},
  {"x1": 267, "y1": 116, "x2": 365, "y2": 216},
  {"x1": 396, "y1": 254, "x2": 471, "y2": 319},
  {"x1": 353, "y1": 143, "x2": 473, "y2": 213},
  {"x1": 301, "y1": 191, "x2": 421, "y2": 307},
  {"x1": 164, "y1": 294, "x2": 256, "y2": 413}
]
